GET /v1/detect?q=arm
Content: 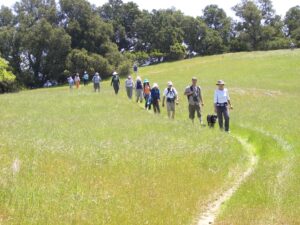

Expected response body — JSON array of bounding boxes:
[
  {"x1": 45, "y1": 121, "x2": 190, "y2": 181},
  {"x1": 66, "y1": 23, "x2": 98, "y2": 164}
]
[
  {"x1": 199, "y1": 88, "x2": 204, "y2": 106},
  {"x1": 214, "y1": 91, "x2": 218, "y2": 113},
  {"x1": 227, "y1": 90, "x2": 233, "y2": 109},
  {"x1": 162, "y1": 96, "x2": 165, "y2": 107}
]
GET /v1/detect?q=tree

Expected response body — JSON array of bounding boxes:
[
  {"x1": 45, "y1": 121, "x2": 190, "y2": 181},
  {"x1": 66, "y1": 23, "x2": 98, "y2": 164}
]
[
  {"x1": 0, "y1": 6, "x2": 15, "y2": 27},
  {"x1": 20, "y1": 19, "x2": 71, "y2": 85},
  {"x1": 285, "y1": 6, "x2": 300, "y2": 44},
  {"x1": 0, "y1": 57, "x2": 16, "y2": 93},
  {"x1": 233, "y1": 0, "x2": 263, "y2": 50},
  {"x1": 169, "y1": 43, "x2": 186, "y2": 60}
]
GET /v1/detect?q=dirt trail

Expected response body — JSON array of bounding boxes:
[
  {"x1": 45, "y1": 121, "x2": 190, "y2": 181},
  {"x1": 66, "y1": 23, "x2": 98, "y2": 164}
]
[{"x1": 196, "y1": 136, "x2": 258, "y2": 225}]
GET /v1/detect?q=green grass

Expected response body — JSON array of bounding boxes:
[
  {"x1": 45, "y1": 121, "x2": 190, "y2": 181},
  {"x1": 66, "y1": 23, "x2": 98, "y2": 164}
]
[{"x1": 0, "y1": 49, "x2": 300, "y2": 224}]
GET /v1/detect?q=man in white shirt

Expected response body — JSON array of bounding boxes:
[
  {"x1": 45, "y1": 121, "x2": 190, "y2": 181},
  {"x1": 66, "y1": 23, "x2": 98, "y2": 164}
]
[
  {"x1": 214, "y1": 80, "x2": 233, "y2": 132},
  {"x1": 162, "y1": 81, "x2": 178, "y2": 119}
]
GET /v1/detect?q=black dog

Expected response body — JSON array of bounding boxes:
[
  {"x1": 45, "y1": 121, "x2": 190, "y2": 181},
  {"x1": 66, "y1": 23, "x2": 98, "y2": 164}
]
[{"x1": 207, "y1": 114, "x2": 218, "y2": 128}]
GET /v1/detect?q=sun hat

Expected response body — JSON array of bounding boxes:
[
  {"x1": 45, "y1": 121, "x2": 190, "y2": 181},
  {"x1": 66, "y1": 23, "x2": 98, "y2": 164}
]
[
  {"x1": 143, "y1": 79, "x2": 149, "y2": 83},
  {"x1": 112, "y1": 71, "x2": 118, "y2": 76},
  {"x1": 216, "y1": 80, "x2": 225, "y2": 85},
  {"x1": 153, "y1": 83, "x2": 158, "y2": 88},
  {"x1": 136, "y1": 76, "x2": 141, "y2": 81},
  {"x1": 192, "y1": 77, "x2": 197, "y2": 81},
  {"x1": 167, "y1": 81, "x2": 173, "y2": 86},
  {"x1": 95, "y1": 72, "x2": 99, "y2": 76},
  {"x1": 128, "y1": 75, "x2": 132, "y2": 79}
]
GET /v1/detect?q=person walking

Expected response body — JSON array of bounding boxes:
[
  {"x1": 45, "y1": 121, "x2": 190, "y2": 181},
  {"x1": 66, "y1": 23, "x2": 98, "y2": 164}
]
[
  {"x1": 67, "y1": 75, "x2": 74, "y2": 90},
  {"x1": 135, "y1": 76, "x2": 143, "y2": 103},
  {"x1": 162, "y1": 81, "x2": 178, "y2": 119},
  {"x1": 184, "y1": 77, "x2": 205, "y2": 125},
  {"x1": 92, "y1": 72, "x2": 101, "y2": 92},
  {"x1": 83, "y1": 71, "x2": 89, "y2": 86},
  {"x1": 125, "y1": 75, "x2": 134, "y2": 99},
  {"x1": 74, "y1": 73, "x2": 80, "y2": 89},
  {"x1": 151, "y1": 83, "x2": 161, "y2": 114},
  {"x1": 133, "y1": 63, "x2": 138, "y2": 75},
  {"x1": 111, "y1": 71, "x2": 120, "y2": 95},
  {"x1": 214, "y1": 80, "x2": 233, "y2": 132},
  {"x1": 143, "y1": 79, "x2": 151, "y2": 110}
]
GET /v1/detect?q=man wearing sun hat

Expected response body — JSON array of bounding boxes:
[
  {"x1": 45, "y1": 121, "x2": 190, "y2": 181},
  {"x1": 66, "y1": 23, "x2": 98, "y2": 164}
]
[
  {"x1": 162, "y1": 81, "x2": 178, "y2": 119},
  {"x1": 214, "y1": 80, "x2": 233, "y2": 132},
  {"x1": 184, "y1": 77, "x2": 205, "y2": 125}
]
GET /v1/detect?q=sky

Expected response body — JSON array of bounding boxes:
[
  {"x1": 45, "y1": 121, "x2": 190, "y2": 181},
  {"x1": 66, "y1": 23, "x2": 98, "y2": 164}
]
[{"x1": 2, "y1": 0, "x2": 300, "y2": 19}]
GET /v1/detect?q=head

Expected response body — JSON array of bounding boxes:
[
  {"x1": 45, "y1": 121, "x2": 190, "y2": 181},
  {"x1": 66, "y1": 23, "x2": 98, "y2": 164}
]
[
  {"x1": 112, "y1": 71, "x2": 118, "y2": 76},
  {"x1": 95, "y1": 72, "x2": 99, "y2": 76},
  {"x1": 128, "y1": 75, "x2": 132, "y2": 80},
  {"x1": 153, "y1": 83, "x2": 158, "y2": 89},
  {"x1": 76, "y1": 73, "x2": 79, "y2": 76},
  {"x1": 167, "y1": 81, "x2": 173, "y2": 89},
  {"x1": 216, "y1": 80, "x2": 225, "y2": 90},
  {"x1": 136, "y1": 76, "x2": 141, "y2": 81},
  {"x1": 192, "y1": 77, "x2": 197, "y2": 86}
]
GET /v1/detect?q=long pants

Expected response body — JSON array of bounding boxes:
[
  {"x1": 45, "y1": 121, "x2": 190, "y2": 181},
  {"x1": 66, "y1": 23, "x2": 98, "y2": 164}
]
[
  {"x1": 113, "y1": 84, "x2": 119, "y2": 95},
  {"x1": 144, "y1": 94, "x2": 151, "y2": 110},
  {"x1": 152, "y1": 100, "x2": 160, "y2": 114},
  {"x1": 126, "y1": 87, "x2": 133, "y2": 99},
  {"x1": 83, "y1": 80, "x2": 88, "y2": 86},
  {"x1": 136, "y1": 89, "x2": 143, "y2": 102},
  {"x1": 216, "y1": 106, "x2": 230, "y2": 131},
  {"x1": 94, "y1": 83, "x2": 100, "y2": 92}
]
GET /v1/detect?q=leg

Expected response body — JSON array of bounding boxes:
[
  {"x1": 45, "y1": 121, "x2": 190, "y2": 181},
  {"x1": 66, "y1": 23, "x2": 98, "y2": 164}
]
[
  {"x1": 224, "y1": 107, "x2": 230, "y2": 132},
  {"x1": 189, "y1": 105, "x2": 195, "y2": 123},
  {"x1": 217, "y1": 106, "x2": 224, "y2": 130},
  {"x1": 195, "y1": 105, "x2": 202, "y2": 124}
]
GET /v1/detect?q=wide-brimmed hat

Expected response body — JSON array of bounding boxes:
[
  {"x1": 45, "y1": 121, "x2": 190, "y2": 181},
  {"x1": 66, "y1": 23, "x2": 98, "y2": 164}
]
[
  {"x1": 112, "y1": 71, "x2": 118, "y2": 76},
  {"x1": 153, "y1": 83, "x2": 159, "y2": 88},
  {"x1": 216, "y1": 80, "x2": 225, "y2": 85},
  {"x1": 192, "y1": 77, "x2": 198, "y2": 81},
  {"x1": 143, "y1": 79, "x2": 149, "y2": 83},
  {"x1": 167, "y1": 81, "x2": 173, "y2": 86}
]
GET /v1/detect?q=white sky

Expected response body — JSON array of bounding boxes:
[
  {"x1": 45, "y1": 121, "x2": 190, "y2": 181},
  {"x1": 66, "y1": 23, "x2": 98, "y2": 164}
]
[{"x1": 1, "y1": 0, "x2": 300, "y2": 18}]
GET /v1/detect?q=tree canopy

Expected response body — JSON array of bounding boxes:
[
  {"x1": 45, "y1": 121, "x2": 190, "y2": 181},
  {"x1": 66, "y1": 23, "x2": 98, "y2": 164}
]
[{"x1": 0, "y1": 0, "x2": 299, "y2": 90}]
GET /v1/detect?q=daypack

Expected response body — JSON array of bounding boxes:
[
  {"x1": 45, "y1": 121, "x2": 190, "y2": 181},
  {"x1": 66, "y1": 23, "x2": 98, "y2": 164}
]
[{"x1": 136, "y1": 80, "x2": 143, "y2": 89}]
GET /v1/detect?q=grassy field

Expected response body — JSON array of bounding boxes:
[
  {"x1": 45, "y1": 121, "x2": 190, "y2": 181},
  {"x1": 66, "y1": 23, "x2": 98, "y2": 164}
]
[{"x1": 0, "y1": 49, "x2": 299, "y2": 224}]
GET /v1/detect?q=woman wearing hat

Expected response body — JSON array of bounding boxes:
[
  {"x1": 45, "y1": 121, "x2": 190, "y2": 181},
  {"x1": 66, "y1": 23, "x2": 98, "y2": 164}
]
[
  {"x1": 214, "y1": 80, "x2": 233, "y2": 132},
  {"x1": 111, "y1": 71, "x2": 120, "y2": 95},
  {"x1": 162, "y1": 81, "x2": 178, "y2": 119},
  {"x1": 125, "y1": 75, "x2": 134, "y2": 99}
]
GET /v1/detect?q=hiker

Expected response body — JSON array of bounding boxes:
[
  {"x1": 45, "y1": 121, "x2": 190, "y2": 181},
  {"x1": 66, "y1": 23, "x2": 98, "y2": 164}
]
[
  {"x1": 184, "y1": 77, "x2": 205, "y2": 125},
  {"x1": 92, "y1": 72, "x2": 101, "y2": 92},
  {"x1": 214, "y1": 80, "x2": 233, "y2": 132},
  {"x1": 111, "y1": 71, "x2": 120, "y2": 95},
  {"x1": 75, "y1": 73, "x2": 80, "y2": 89},
  {"x1": 162, "y1": 81, "x2": 178, "y2": 119},
  {"x1": 143, "y1": 79, "x2": 151, "y2": 110},
  {"x1": 125, "y1": 75, "x2": 134, "y2": 99},
  {"x1": 151, "y1": 83, "x2": 161, "y2": 114},
  {"x1": 290, "y1": 42, "x2": 296, "y2": 50},
  {"x1": 135, "y1": 76, "x2": 143, "y2": 103},
  {"x1": 133, "y1": 63, "x2": 138, "y2": 75},
  {"x1": 67, "y1": 76, "x2": 74, "y2": 90},
  {"x1": 83, "y1": 71, "x2": 89, "y2": 86}
]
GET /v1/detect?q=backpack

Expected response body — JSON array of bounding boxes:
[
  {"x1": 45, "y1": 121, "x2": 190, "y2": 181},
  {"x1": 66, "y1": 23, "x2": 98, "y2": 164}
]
[{"x1": 136, "y1": 80, "x2": 143, "y2": 89}]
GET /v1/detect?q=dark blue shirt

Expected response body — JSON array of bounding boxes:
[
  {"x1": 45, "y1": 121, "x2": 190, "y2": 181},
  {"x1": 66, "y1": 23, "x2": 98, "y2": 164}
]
[{"x1": 151, "y1": 88, "x2": 160, "y2": 101}]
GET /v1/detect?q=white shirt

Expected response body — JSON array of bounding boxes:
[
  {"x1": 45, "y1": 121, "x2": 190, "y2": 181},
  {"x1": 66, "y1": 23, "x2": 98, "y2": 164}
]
[
  {"x1": 214, "y1": 88, "x2": 230, "y2": 104},
  {"x1": 125, "y1": 79, "x2": 134, "y2": 88},
  {"x1": 163, "y1": 87, "x2": 178, "y2": 99}
]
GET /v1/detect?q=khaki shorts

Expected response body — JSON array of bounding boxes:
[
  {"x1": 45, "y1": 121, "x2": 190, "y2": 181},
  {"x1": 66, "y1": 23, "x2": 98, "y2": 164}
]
[{"x1": 167, "y1": 102, "x2": 175, "y2": 112}]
